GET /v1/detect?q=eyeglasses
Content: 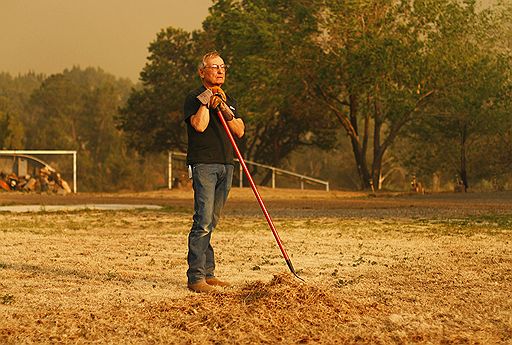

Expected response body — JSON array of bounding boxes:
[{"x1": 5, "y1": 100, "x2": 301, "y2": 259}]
[{"x1": 204, "y1": 64, "x2": 229, "y2": 71}]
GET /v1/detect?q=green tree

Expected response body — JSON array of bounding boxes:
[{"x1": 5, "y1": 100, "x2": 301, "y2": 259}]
[
  {"x1": 0, "y1": 72, "x2": 44, "y2": 149},
  {"x1": 26, "y1": 67, "x2": 136, "y2": 191},
  {"x1": 119, "y1": 1, "x2": 338, "y2": 178},
  {"x1": 397, "y1": 0, "x2": 512, "y2": 191},
  {"x1": 118, "y1": 0, "x2": 511, "y2": 191},
  {"x1": 204, "y1": 0, "x2": 338, "y2": 169},
  {"x1": 309, "y1": 0, "x2": 442, "y2": 190},
  {"x1": 118, "y1": 28, "x2": 201, "y2": 154},
  {"x1": 0, "y1": 111, "x2": 24, "y2": 149}
]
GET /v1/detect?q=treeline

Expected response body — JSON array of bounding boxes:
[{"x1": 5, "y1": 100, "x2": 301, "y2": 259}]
[
  {"x1": 2, "y1": 0, "x2": 512, "y2": 192},
  {"x1": 118, "y1": 0, "x2": 512, "y2": 191},
  {"x1": 0, "y1": 68, "x2": 167, "y2": 191}
]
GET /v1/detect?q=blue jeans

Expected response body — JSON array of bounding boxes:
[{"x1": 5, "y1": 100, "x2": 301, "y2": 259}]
[{"x1": 187, "y1": 163, "x2": 234, "y2": 284}]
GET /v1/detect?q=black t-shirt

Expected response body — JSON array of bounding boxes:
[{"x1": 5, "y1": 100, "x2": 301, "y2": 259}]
[{"x1": 183, "y1": 85, "x2": 241, "y2": 165}]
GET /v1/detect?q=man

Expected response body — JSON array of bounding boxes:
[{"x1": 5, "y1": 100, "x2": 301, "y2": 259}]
[{"x1": 183, "y1": 51, "x2": 245, "y2": 293}]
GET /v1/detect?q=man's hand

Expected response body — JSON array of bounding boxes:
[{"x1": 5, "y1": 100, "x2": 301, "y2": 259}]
[
  {"x1": 210, "y1": 87, "x2": 234, "y2": 121},
  {"x1": 196, "y1": 88, "x2": 213, "y2": 106},
  {"x1": 211, "y1": 86, "x2": 226, "y2": 101},
  {"x1": 209, "y1": 95, "x2": 223, "y2": 110},
  {"x1": 209, "y1": 86, "x2": 226, "y2": 109}
]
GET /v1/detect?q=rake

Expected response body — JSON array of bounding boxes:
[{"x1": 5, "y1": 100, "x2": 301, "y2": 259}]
[{"x1": 216, "y1": 107, "x2": 304, "y2": 282}]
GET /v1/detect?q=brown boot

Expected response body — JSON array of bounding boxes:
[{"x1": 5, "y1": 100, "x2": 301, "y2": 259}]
[
  {"x1": 206, "y1": 277, "x2": 231, "y2": 287},
  {"x1": 187, "y1": 280, "x2": 217, "y2": 293}
]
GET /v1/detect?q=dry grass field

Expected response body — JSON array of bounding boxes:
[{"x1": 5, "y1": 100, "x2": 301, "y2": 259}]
[{"x1": 1, "y1": 189, "x2": 511, "y2": 344}]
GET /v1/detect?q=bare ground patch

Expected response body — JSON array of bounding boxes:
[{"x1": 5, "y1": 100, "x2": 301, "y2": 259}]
[{"x1": 1, "y1": 190, "x2": 511, "y2": 344}]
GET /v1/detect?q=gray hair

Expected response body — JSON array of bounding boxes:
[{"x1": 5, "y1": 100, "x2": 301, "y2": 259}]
[{"x1": 198, "y1": 51, "x2": 221, "y2": 70}]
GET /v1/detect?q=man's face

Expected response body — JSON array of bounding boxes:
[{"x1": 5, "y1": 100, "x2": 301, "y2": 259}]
[{"x1": 199, "y1": 56, "x2": 226, "y2": 88}]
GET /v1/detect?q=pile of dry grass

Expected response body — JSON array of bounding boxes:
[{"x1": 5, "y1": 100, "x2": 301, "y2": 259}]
[
  {"x1": 147, "y1": 273, "x2": 353, "y2": 344},
  {"x1": 2, "y1": 274, "x2": 358, "y2": 344},
  {"x1": 140, "y1": 273, "x2": 511, "y2": 344}
]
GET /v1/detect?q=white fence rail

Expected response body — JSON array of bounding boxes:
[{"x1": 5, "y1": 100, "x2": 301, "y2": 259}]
[{"x1": 168, "y1": 151, "x2": 329, "y2": 191}]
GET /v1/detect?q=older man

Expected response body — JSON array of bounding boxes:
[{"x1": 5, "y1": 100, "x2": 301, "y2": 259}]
[{"x1": 183, "y1": 51, "x2": 245, "y2": 293}]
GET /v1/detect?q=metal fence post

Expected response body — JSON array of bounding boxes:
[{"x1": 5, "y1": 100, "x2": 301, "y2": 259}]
[
  {"x1": 239, "y1": 163, "x2": 243, "y2": 188},
  {"x1": 73, "y1": 151, "x2": 77, "y2": 193},
  {"x1": 168, "y1": 151, "x2": 173, "y2": 189}
]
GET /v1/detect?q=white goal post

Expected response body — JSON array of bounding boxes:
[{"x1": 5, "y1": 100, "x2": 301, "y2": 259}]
[{"x1": 0, "y1": 150, "x2": 77, "y2": 193}]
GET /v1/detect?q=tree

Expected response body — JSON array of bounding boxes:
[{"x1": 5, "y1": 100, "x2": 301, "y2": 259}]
[
  {"x1": 0, "y1": 111, "x2": 24, "y2": 149},
  {"x1": 118, "y1": 0, "x2": 511, "y2": 191},
  {"x1": 119, "y1": 1, "x2": 338, "y2": 177},
  {"x1": 309, "y1": 0, "x2": 442, "y2": 190},
  {"x1": 0, "y1": 72, "x2": 44, "y2": 149},
  {"x1": 118, "y1": 28, "x2": 202, "y2": 154},
  {"x1": 204, "y1": 0, "x2": 338, "y2": 169},
  {"x1": 397, "y1": 0, "x2": 512, "y2": 191},
  {"x1": 26, "y1": 67, "x2": 136, "y2": 191}
]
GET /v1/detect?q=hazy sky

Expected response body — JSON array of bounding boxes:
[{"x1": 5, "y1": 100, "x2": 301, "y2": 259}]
[{"x1": 0, "y1": 0, "x2": 212, "y2": 81}]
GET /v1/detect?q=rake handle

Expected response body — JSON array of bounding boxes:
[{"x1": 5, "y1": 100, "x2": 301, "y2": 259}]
[{"x1": 216, "y1": 108, "x2": 302, "y2": 280}]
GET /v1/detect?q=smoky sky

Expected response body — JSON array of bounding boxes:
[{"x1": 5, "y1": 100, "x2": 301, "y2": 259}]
[{"x1": 0, "y1": 0, "x2": 211, "y2": 81}]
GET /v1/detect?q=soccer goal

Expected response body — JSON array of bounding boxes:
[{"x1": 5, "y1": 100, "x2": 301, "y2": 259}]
[{"x1": 0, "y1": 150, "x2": 77, "y2": 193}]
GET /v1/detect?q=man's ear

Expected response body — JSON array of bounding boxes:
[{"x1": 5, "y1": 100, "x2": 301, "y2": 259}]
[{"x1": 198, "y1": 68, "x2": 205, "y2": 79}]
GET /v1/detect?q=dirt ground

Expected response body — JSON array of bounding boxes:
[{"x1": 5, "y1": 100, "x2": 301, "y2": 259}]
[{"x1": 1, "y1": 188, "x2": 511, "y2": 344}]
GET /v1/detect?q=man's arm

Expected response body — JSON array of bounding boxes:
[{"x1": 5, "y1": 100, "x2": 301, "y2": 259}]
[
  {"x1": 227, "y1": 117, "x2": 245, "y2": 138},
  {"x1": 217, "y1": 101, "x2": 244, "y2": 138},
  {"x1": 189, "y1": 104, "x2": 210, "y2": 132},
  {"x1": 189, "y1": 88, "x2": 245, "y2": 137},
  {"x1": 190, "y1": 104, "x2": 244, "y2": 137}
]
